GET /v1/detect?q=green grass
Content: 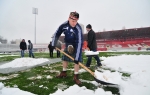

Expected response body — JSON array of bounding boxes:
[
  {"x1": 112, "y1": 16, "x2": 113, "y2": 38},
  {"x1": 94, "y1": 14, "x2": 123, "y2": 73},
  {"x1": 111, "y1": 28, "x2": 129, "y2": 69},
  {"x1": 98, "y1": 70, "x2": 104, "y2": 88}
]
[
  {"x1": 0, "y1": 52, "x2": 58, "y2": 62},
  {"x1": 0, "y1": 62, "x2": 96, "y2": 95},
  {"x1": 0, "y1": 56, "x2": 19, "y2": 62},
  {"x1": 0, "y1": 51, "x2": 149, "y2": 95},
  {"x1": 122, "y1": 73, "x2": 131, "y2": 77},
  {"x1": 0, "y1": 62, "x2": 119, "y2": 95},
  {"x1": 0, "y1": 51, "x2": 150, "y2": 62}
]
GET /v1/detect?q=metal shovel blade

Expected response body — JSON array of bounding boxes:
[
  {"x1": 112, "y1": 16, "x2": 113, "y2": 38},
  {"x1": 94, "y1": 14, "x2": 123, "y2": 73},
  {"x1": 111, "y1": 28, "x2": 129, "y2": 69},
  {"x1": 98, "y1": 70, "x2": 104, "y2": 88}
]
[{"x1": 94, "y1": 77, "x2": 117, "y2": 85}]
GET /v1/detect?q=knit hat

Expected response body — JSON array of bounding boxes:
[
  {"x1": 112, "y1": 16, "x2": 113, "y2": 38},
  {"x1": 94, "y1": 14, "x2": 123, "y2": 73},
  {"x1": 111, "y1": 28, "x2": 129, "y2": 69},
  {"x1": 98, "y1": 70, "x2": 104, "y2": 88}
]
[{"x1": 86, "y1": 24, "x2": 92, "y2": 29}]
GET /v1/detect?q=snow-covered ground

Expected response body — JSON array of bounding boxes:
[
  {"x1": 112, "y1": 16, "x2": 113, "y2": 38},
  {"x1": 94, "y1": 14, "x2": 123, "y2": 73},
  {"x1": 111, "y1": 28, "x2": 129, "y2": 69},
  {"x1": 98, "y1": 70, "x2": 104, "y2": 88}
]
[
  {"x1": 0, "y1": 55, "x2": 150, "y2": 95},
  {"x1": 0, "y1": 58, "x2": 49, "y2": 68},
  {"x1": 95, "y1": 55, "x2": 150, "y2": 95}
]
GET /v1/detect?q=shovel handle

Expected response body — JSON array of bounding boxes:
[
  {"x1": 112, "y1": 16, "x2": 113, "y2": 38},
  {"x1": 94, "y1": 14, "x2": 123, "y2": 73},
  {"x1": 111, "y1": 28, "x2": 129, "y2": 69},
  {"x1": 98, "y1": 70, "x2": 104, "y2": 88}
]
[{"x1": 55, "y1": 47, "x2": 95, "y2": 76}]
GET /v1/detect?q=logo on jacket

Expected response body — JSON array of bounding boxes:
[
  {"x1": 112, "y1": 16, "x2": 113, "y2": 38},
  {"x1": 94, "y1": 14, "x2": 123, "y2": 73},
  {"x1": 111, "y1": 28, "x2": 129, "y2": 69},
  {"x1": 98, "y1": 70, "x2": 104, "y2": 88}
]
[
  {"x1": 63, "y1": 27, "x2": 68, "y2": 30},
  {"x1": 70, "y1": 29, "x2": 75, "y2": 36}
]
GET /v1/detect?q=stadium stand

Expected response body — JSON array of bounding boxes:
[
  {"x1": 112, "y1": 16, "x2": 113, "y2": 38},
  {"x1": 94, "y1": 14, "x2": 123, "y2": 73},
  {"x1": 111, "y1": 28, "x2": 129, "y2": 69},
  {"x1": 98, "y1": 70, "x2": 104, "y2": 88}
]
[{"x1": 58, "y1": 27, "x2": 150, "y2": 51}]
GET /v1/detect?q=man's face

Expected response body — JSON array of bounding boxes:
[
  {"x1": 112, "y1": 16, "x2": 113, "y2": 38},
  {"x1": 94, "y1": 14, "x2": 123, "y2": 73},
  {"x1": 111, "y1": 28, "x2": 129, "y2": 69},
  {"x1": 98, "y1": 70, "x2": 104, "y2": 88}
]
[
  {"x1": 86, "y1": 28, "x2": 91, "y2": 32},
  {"x1": 68, "y1": 15, "x2": 78, "y2": 27}
]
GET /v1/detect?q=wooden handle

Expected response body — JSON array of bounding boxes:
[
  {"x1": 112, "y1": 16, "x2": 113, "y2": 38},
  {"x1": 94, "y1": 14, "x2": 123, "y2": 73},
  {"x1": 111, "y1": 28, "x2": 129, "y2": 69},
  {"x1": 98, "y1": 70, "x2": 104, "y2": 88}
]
[{"x1": 56, "y1": 47, "x2": 95, "y2": 76}]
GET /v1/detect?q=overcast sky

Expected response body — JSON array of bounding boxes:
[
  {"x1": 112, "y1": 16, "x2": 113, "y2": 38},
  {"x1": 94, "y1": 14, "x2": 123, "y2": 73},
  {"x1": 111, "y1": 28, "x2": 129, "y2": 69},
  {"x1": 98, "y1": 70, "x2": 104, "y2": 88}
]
[{"x1": 0, "y1": 0, "x2": 150, "y2": 44}]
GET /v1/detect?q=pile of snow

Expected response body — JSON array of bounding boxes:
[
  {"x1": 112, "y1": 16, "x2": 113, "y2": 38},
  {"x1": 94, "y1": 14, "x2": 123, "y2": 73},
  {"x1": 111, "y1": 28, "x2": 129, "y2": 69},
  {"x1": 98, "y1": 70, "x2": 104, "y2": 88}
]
[
  {"x1": 0, "y1": 58, "x2": 49, "y2": 68},
  {"x1": 50, "y1": 85, "x2": 112, "y2": 95},
  {"x1": 101, "y1": 55, "x2": 150, "y2": 95},
  {"x1": 0, "y1": 82, "x2": 35, "y2": 95},
  {"x1": 102, "y1": 55, "x2": 150, "y2": 74},
  {"x1": 119, "y1": 71, "x2": 150, "y2": 95},
  {"x1": 95, "y1": 70, "x2": 122, "y2": 85}
]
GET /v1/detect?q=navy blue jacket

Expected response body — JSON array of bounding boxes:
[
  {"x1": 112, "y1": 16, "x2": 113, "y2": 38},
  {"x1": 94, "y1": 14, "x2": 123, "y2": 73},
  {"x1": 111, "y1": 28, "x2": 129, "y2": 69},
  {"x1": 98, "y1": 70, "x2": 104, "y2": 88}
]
[
  {"x1": 52, "y1": 21, "x2": 83, "y2": 61},
  {"x1": 20, "y1": 42, "x2": 27, "y2": 50}
]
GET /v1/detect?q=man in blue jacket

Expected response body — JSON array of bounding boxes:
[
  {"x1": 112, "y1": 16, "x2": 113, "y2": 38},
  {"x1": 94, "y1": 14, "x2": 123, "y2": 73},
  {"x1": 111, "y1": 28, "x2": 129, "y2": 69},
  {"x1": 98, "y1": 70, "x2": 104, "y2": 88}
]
[{"x1": 52, "y1": 12, "x2": 83, "y2": 85}]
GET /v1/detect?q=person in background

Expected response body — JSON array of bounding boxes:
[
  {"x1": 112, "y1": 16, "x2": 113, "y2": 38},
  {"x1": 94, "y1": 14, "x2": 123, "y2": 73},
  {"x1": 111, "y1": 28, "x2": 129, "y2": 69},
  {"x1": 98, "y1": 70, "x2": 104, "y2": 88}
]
[
  {"x1": 28, "y1": 40, "x2": 34, "y2": 58},
  {"x1": 83, "y1": 40, "x2": 88, "y2": 50},
  {"x1": 85, "y1": 24, "x2": 102, "y2": 68},
  {"x1": 20, "y1": 39, "x2": 27, "y2": 57},
  {"x1": 48, "y1": 41, "x2": 54, "y2": 58},
  {"x1": 56, "y1": 40, "x2": 62, "y2": 58},
  {"x1": 52, "y1": 11, "x2": 83, "y2": 85}
]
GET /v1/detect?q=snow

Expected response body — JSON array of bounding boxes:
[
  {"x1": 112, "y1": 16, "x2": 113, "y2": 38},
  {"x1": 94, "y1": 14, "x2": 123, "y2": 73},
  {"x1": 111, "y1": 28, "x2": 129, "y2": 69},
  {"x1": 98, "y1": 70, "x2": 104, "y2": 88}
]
[
  {"x1": 94, "y1": 70, "x2": 122, "y2": 85},
  {"x1": 49, "y1": 85, "x2": 112, "y2": 95},
  {"x1": 0, "y1": 55, "x2": 150, "y2": 95},
  {"x1": 102, "y1": 55, "x2": 150, "y2": 74},
  {"x1": 0, "y1": 58, "x2": 49, "y2": 68},
  {"x1": 0, "y1": 87, "x2": 35, "y2": 95},
  {"x1": 84, "y1": 51, "x2": 99, "y2": 56},
  {"x1": 99, "y1": 55, "x2": 150, "y2": 95},
  {"x1": 0, "y1": 83, "x2": 4, "y2": 90}
]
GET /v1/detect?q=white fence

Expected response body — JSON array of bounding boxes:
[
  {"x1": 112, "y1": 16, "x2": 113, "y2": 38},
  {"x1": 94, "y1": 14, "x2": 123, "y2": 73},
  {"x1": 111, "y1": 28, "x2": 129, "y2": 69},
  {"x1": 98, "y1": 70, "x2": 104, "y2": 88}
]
[
  {"x1": 0, "y1": 44, "x2": 48, "y2": 53},
  {"x1": 108, "y1": 47, "x2": 147, "y2": 52},
  {"x1": 0, "y1": 44, "x2": 20, "y2": 52}
]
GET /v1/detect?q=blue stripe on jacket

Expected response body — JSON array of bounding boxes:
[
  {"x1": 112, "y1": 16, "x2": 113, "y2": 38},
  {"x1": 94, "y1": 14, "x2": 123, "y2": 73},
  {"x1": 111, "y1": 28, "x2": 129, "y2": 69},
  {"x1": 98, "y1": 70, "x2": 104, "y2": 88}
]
[{"x1": 75, "y1": 24, "x2": 83, "y2": 61}]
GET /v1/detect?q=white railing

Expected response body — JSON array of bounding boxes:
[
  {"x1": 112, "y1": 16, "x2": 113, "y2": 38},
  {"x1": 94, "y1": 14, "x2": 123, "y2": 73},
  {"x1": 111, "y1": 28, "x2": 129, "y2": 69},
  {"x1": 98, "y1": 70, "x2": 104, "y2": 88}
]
[{"x1": 0, "y1": 44, "x2": 48, "y2": 53}]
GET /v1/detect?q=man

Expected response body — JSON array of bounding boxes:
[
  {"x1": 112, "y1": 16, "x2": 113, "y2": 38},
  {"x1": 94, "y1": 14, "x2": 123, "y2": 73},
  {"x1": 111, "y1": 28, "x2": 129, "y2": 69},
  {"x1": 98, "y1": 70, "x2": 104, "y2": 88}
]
[
  {"x1": 28, "y1": 40, "x2": 34, "y2": 58},
  {"x1": 52, "y1": 12, "x2": 83, "y2": 85},
  {"x1": 85, "y1": 24, "x2": 102, "y2": 68},
  {"x1": 48, "y1": 41, "x2": 54, "y2": 58},
  {"x1": 56, "y1": 40, "x2": 61, "y2": 58},
  {"x1": 19, "y1": 39, "x2": 27, "y2": 57}
]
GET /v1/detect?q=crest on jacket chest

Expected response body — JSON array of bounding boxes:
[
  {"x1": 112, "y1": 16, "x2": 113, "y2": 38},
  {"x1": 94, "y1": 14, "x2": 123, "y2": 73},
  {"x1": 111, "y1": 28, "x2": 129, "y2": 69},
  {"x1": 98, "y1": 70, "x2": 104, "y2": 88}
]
[{"x1": 70, "y1": 28, "x2": 75, "y2": 36}]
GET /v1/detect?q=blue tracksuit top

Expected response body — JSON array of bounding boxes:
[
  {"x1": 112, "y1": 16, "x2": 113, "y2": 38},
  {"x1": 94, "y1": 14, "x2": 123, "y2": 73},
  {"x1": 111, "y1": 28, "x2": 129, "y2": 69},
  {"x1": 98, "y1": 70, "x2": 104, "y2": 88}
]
[{"x1": 52, "y1": 21, "x2": 83, "y2": 61}]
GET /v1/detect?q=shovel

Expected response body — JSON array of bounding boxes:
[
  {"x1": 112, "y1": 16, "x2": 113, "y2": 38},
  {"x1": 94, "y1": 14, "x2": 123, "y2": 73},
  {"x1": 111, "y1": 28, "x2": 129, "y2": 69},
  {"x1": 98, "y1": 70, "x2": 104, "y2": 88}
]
[{"x1": 56, "y1": 47, "x2": 116, "y2": 85}]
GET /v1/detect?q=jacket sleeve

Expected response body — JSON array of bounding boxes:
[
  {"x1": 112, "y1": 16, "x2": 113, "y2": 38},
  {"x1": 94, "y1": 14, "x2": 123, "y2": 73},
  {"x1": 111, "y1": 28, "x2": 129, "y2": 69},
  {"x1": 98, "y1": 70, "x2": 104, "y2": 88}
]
[
  {"x1": 52, "y1": 22, "x2": 66, "y2": 47},
  {"x1": 74, "y1": 25, "x2": 83, "y2": 61},
  {"x1": 87, "y1": 31, "x2": 94, "y2": 49}
]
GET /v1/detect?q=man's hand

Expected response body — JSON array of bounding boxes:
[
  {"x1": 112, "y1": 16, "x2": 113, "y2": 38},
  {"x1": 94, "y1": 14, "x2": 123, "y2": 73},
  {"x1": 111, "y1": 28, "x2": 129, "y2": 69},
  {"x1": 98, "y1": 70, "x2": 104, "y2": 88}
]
[
  {"x1": 68, "y1": 45, "x2": 74, "y2": 54},
  {"x1": 74, "y1": 60, "x2": 79, "y2": 64}
]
